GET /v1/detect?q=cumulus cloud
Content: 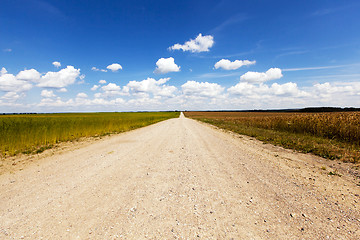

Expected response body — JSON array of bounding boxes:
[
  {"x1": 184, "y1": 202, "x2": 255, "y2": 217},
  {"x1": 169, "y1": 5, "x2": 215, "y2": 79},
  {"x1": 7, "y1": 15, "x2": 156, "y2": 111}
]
[
  {"x1": 102, "y1": 83, "x2": 121, "y2": 92},
  {"x1": 228, "y1": 82, "x2": 308, "y2": 97},
  {"x1": 240, "y1": 68, "x2": 283, "y2": 83},
  {"x1": 227, "y1": 82, "x2": 258, "y2": 96},
  {"x1": 37, "y1": 66, "x2": 81, "y2": 88},
  {"x1": 38, "y1": 97, "x2": 74, "y2": 108},
  {"x1": 214, "y1": 59, "x2": 256, "y2": 70},
  {"x1": 169, "y1": 33, "x2": 214, "y2": 53},
  {"x1": 181, "y1": 81, "x2": 224, "y2": 98},
  {"x1": 52, "y1": 61, "x2": 61, "y2": 68},
  {"x1": 127, "y1": 77, "x2": 177, "y2": 97},
  {"x1": 272, "y1": 82, "x2": 308, "y2": 96},
  {"x1": 91, "y1": 67, "x2": 107, "y2": 72},
  {"x1": 312, "y1": 82, "x2": 359, "y2": 98},
  {"x1": 106, "y1": 63, "x2": 123, "y2": 72},
  {"x1": 91, "y1": 85, "x2": 99, "y2": 91},
  {"x1": 76, "y1": 92, "x2": 88, "y2": 98},
  {"x1": 1, "y1": 68, "x2": 7, "y2": 75},
  {"x1": 76, "y1": 74, "x2": 85, "y2": 85},
  {"x1": 96, "y1": 78, "x2": 177, "y2": 100},
  {"x1": 38, "y1": 95, "x2": 122, "y2": 109},
  {"x1": 96, "y1": 83, "x2": 128, "y2": 98},
  {"x1": 58, "y1": 88, "x2": 67, "y2": 92},
  {"x1": 91, "y1": 97, "x2": 125, "y2": 105},
  {"x1": 1, "y1": 92, "x2": 22, "y2": 101},
  {"x1": 41, "y1": 89, "x2": 56, "y2": 98},
  {"x1": 0, "y1": 68, "x2": 33, "y2": 92},
  {"x1": 4, "y1": 60, "x2": 360, "y2": 111},
  {"x1": 16, "y1": 69, "x2": 41, "y2": 82},
  {"x1": 225, "y1": 81, "x2": 360, "y2": 109},
  {"x1": 154, "y1": 57, "x2": 180, "y2": 74}
]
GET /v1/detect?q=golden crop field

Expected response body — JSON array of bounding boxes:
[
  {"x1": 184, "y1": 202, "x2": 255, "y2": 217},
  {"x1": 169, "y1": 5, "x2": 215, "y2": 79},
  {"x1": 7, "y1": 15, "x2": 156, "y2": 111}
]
[
  {"x1": 0, "y1": 112, "x2": 179, "y2": 157},
  {"x1": 185, "y1": 111, "x2": 360, "y2": 163}
]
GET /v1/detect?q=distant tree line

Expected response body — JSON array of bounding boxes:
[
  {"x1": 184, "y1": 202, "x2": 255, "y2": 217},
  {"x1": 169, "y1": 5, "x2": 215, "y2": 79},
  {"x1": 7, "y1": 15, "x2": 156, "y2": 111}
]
[
  {"x1": 183, "y1": 107, "x2": 360, "y2": 113},
  {"x1": 1, "y1": 112, "x2": 38, "y2": 115},
  {"x1": 248, "y1": 107, "x2": 360, "y2": 113}
]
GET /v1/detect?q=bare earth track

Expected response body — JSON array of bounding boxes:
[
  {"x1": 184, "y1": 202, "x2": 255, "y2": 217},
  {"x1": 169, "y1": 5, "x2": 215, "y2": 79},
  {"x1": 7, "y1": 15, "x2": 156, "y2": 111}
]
[{"x1": 1, "y1": 113, "x2": 359, "y2": 239}]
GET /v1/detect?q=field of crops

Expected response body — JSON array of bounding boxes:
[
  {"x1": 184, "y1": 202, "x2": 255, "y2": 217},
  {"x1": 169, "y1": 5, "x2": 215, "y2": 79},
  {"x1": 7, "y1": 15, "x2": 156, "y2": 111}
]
[
  {"x1": 185, "y1": 111, "x2": 360, "y2": 163},
  {"x1": 0, "y1": 112, "x2": 179, "y2": 157}
]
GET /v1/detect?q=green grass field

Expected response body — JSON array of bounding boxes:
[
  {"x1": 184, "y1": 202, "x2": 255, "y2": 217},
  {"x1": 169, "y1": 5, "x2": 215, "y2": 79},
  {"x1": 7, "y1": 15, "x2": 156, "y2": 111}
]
[{"x1": 0, "y1": 112, "x2": 179, "y2": 157}]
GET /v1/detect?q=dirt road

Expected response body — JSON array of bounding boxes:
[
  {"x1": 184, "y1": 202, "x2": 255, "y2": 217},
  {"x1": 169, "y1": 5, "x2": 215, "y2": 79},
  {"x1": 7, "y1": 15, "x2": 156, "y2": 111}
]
[{"x1": 1, "y1": 113, "x2": 359, "y2": 239}]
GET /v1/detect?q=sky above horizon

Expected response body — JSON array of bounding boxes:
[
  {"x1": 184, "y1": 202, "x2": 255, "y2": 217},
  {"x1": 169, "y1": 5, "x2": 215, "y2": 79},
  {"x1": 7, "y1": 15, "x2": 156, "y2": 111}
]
[{"x1": 1, "y1": 0, "x2": 360, "y2": 112}]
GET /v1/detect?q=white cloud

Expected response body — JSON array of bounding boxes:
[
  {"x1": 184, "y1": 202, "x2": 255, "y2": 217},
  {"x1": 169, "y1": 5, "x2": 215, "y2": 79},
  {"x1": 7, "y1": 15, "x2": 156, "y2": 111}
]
[
  {"x1": 181, "y1": 81, "x2": 224, "y2": 98},
  {"x1": 225, "y1": 81, "x2": 360, "y2": 109},
  {"x1": 0, "y1": 68, "x2": 33, "y2": 92},
  {"x1": 240, "y1": 68, "x2": 283, "y2": 83},
  {"x1": 58, "y1": 88, "x2": 67, "y2": 92},
  {"x1": 41, "y1": 90, "x2": 56, "y2": 98},
  {"x1": 228, "y1": 82, "x2": 308, "y2": 97},
  {"x1": 38, "y1": 97, "x2": 74, "y2": 108},
  {"x1": 197, "y1": 71, "x2": 239, "y2": 79},
  {"x1": 314, "y1": 82, "x2": 353, "y2": 94},
  {"x1": 127, "y1": 95, "x2": 160, "y2": 106},
  {"x1": 3, "y1": 61, "x2": 360, "y2": 112},
  {"x1": 90, "y1": 97, "x2": 125, "y2": 106},
  {"x1": 91, "y1": 67, "x2": 107, "y2": 72},
  {"x1": 97, "y1": 83, "x2": 128, "y2": 98},
  {"x1": 154, "y1": 57, "x2": 180, "y2": 74},
  {"x1": 214, "y1": 59, "x2": 256, "y2": 70},
  {"x1": 102, "y1": 83, "x2": 121, "y2": 92},
  {"x1": 91, "y1": 85, "x2": 99, "y2": 91},
  {"x1": 76, "y1": 74, "x2": 86, "y2": 85},
  {"x1": 271, "y1": 82, "x2": 308, "y2": 96},
  {"x1": 1, "y1": 67, "x2": 7, "y2": 75},
  {"x1": 52, "y1": 61, "x2": 61, "y2": 68},
  {"x1": 1, "y1": 92, "x2": 22, "y2": 101},
  {"x1": 3, "y1": 49, "x2": 12, "y2": 52},
  {"x1": 76, "y1": 92, "x2": 88, "y2": 98},
  {"x1": 227, "y1": 82, "x2": 258, "y2": 96},
  {"x1": 127, "y1": 77, "x2": 177, "y2": 97},
  {"x1": 169, "y1": 33, "x2": 214, "y2": 53},
  {"x1": 16, "y1": 69, "x2": 41, "y2": 82},
  {"x1": 37, "y1": 66, "x2": 81, "y2": 88},
  {"x1": 106, "y1": 63, "x2": 123, "y2": 72},
  {"x1": 312, "y1": 82, "x2": 359, "y2": 98}
]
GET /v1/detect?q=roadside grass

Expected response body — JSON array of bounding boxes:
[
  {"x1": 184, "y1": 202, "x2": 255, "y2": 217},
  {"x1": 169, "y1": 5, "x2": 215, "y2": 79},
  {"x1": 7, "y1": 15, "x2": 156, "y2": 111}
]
[
  {"x1": 185, "y1": 111, "x2": 360, "y2": 163},
  {"x1": 0, "y1": 112, "x2": 179, "y2": 157}
]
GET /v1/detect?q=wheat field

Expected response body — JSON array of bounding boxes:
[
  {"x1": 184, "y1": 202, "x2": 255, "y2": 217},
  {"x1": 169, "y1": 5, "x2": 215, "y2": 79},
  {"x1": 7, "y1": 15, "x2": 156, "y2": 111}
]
[
  {"x1": 0, "y1": 112, "x2": 179, "y2": 157},
  {"x1": 185, "y1": 111, "x2": 360, "y2": 163}
]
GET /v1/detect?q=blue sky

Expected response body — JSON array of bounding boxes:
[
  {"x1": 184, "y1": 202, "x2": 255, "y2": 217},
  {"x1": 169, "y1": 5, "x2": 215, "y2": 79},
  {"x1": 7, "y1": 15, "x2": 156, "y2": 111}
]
[{"x1": 1, "y1": 0, "x2": 360, "y2": 112}]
